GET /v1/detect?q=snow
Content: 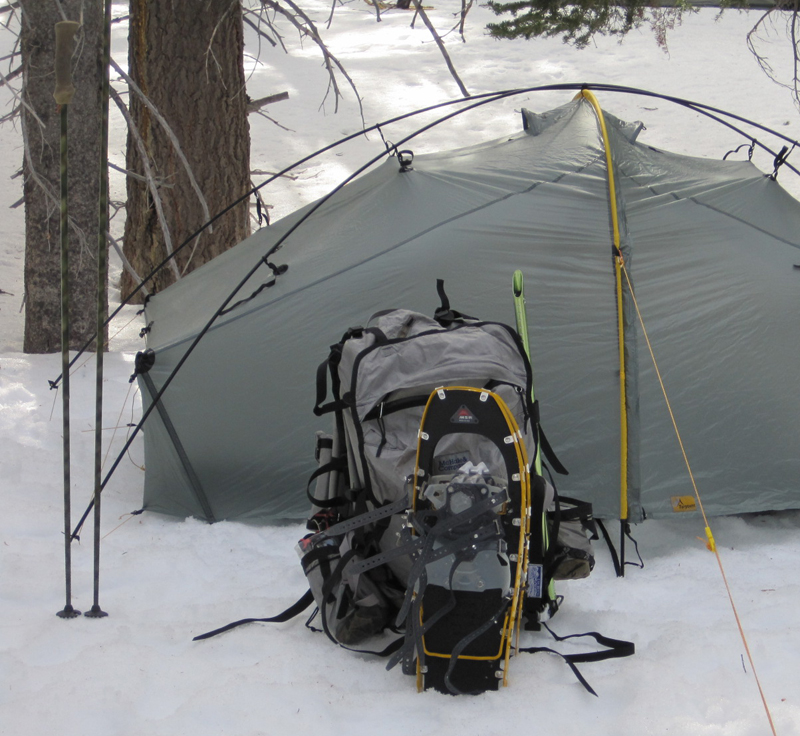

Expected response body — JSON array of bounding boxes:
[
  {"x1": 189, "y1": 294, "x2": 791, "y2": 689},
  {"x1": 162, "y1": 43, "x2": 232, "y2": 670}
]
[{"x1": 1, "y1": 4, "x2": 799, "y2": 735}]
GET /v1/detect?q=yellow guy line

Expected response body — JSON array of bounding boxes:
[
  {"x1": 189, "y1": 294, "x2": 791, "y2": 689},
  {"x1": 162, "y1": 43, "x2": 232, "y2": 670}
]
[
  {"x1": 578, "y1": 88, "x2": 775, "y2": 733},
  {"x1": 577, "y1": 89, "x2": 629, "y2": 524},
  {"x1": 618, "y1": 260, "x2": 778, "y2": 736}
]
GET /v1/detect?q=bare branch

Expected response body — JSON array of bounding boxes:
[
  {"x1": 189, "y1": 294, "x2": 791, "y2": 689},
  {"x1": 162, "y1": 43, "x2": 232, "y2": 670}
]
[
  {"x1": 109, "y1": 160, "x2": 152, "y2": 184},
  {"x1": 247, "y1": 90, "x2": 289, "y2": 113},
  {"x1": 251, "y1": 109, "x2": 293, "y2": 130},
  {"x1": 791, "y1": 0, "x2": 800, "y2": 105},
  {"x1": 458, "y1": 0, "x2": 474, "y2": 41},
  {"x1": 109, "y1": 87, "x2": 181, "y2": 281},
  {"x1": 367, "y1": 0, "x2": 382, "y2": 23},
  {"x1": 326, "y1": 0, "x2": 337, "y2": 28},
  {"x1": 242, "y1": 10, "x2": 277, "y2": 47},
  {"x1": 2, "y1": 62, "x2": 44, "y2": 128},
  {"x1": 205, "y1": 0, "x2": 239, "y2": 88},
  {"x1": 410, "y1": 0, "x2": 469, "y2": 97},
  {"x1": 107, "y1": 231, "x2": 149, "y2": 296},
  {"x1": 53, "y1": 0, "x2": 67, "y2": 22},
  {"x1": 253, "y1": 2, "x2": 290, "y2": 53},
  {"x1": 251, "y1": 168, "x2": 299, "y2": 180},
  {"x1": 260, "y1": 0, "x2": 365, "y2": 124},
  {"x1": 109, "y1": 60, "x2": 214, "y2": 234},
  {"x1": 0, "y1": 63, "x2": 21, "y2": 88},
  {"x1": 0, "y1": 101, "x2": 20, "y2": 124},
  {"x1": 20, "y1": 103, "x2": 88, "y2": 256}
]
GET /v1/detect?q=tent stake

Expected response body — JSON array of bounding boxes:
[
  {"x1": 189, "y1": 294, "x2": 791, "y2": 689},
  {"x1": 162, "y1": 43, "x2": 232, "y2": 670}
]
[
  {"x1": 53, "y1": 19, "x2": 81, "y2": 620},
  {"x1": 85, "y1": 0, "x2": 113, "y2": 620}
]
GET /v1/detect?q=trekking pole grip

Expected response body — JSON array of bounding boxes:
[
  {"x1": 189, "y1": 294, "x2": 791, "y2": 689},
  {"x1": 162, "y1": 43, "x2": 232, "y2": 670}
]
[{"x1": 53, "y1": 21, "x2": 80, "y2": 105}]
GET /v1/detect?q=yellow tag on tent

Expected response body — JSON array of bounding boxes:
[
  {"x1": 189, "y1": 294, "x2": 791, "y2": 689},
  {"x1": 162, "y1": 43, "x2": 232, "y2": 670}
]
[{"x1": 671, "y1": 495, "x2": 697, "y2": 513}]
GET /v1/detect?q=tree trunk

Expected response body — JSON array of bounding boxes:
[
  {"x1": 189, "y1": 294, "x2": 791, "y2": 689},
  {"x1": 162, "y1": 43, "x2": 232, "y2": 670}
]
[
  {"x1": 20, "y1": 0, "x2": 105, "y2": 353},
  {"x1": 122, "y1": 0, "x2": 251, "y2": 302}
]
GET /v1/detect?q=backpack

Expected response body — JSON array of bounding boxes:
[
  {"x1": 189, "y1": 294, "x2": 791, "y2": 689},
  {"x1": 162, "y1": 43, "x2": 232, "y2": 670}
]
[{"x1": 196, "y1": 282, "x2": 633, "y2": 695}]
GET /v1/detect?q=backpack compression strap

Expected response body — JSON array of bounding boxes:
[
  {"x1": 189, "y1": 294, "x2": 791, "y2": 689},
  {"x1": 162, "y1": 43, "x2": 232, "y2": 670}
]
[
  {"x1": 518, "y1": 624, "x2": 635, "y2": 696},
  {"x1": 192, "y1": 589, "x2": 316, "y2": 641}
]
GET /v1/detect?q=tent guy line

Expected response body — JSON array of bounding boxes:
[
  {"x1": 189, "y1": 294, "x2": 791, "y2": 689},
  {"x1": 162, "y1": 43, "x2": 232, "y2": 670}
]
[{"x1": 618, "y1": 259, "x2": 779, "y2": 736}]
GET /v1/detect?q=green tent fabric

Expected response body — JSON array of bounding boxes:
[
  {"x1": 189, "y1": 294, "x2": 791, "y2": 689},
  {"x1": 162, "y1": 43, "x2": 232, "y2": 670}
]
[{"x1": 137, "y1": 95, "x2": 800, "y2": 524}]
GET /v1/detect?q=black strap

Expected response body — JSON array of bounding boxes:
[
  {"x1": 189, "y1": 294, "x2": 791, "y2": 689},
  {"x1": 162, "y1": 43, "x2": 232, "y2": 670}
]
[
  {"x1": 192, "y1": 589, "x2": 315, "y2": 641},
  {"x1": 363, "y1": 393, "x2": 429, "y2": 421},
  {"x1": 351, "y1": 519, "x2": 500, "y2": 577},
  {"x1": 622, "y1": 522, "x2": 645, "y2": 570},
  {"x1": 518, "y1": 624, "x2": 635, "y2": 696},
  {"x1": 539, "y1": 425, "x2": 569, "y2": 475},
  {"x1": 316, "y1": 548, "x2": 405, "y2": 658},
  {"x1": 313, "y1": 356, "x2": 349, "y2": 416},
  {"x1": 518, "y1": 645, "x2": 600, "y2": 695},
  {"x1": 319, "y1": 495, "x2": 410, "y2": 539},
  {"x1": 550, "y1": 496, "x2": 598, "y2": 542},
  {"x1": 306, "y1": 457, "x2": 349, "y2": 508},
  {"x1": 595, "y1": 518, "x2": 623, "y2": 577},
  {"x1": 433, "y1": 279, "x2": 476, "y2": 326},
  {"x1": 443, "y1": 595, "x2": 510, "y2": 695},
  {"x1": 542, "y1": 623, "x2": 635, "y2": 662}
]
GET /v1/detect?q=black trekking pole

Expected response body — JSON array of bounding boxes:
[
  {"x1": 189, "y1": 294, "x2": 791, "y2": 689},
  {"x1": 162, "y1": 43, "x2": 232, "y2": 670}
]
[
  {"x1": 85, "y1": 0, "x2": 113, "y2": 620},
  {"x1": 54, "y1": 19, "x2": 81, "y2": 620}
]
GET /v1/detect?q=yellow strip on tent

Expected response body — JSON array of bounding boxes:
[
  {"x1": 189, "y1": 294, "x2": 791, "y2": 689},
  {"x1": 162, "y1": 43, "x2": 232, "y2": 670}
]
[{"x1": 575, "y1": 89, "x2": 629, "y2": 523}]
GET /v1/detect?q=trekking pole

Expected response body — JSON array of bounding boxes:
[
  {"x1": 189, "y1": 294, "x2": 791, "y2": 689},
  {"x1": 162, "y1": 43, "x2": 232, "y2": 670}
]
[
  {"x1": 85, "y1": 0, "x2": 113, "y2": 620},
  {"x1": 54, "y1": 19, "x2": 81, "y2": 619}
]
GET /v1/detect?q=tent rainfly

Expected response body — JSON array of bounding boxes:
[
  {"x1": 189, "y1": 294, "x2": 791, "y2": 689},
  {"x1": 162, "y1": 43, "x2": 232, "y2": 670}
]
[{"x1": 134, "y1": 92, "x2": 800, "y2": 526}]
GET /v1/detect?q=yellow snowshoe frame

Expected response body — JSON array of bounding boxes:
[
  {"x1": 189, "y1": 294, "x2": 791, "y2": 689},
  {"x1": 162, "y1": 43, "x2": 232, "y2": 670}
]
[{"x1": 410, "y1": 386, "x2": 532, "y2": 692}]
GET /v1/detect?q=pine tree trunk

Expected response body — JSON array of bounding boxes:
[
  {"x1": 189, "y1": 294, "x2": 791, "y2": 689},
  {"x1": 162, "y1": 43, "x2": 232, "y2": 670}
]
[
  {"x1": 121, "y1": 0, "x2": 251, "y2": 302},
  {"x1": 20, "y1": 1, "x2": 105, "y2": 353}
]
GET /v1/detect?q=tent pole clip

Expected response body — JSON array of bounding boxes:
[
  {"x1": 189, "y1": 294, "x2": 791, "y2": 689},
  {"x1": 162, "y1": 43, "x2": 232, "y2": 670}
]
[
  {"x1": 130, "y1": 349, "x2": 156, "y2": 383},
  {"x1": 263, "y1": 258, "x2": 288, "y2": 277},
  {"x1": 398, "y1": 150, "x2": 414, "y2": 172},
  {"x1": 770, "y1": 144, "x2": 794, "y2": 180}
]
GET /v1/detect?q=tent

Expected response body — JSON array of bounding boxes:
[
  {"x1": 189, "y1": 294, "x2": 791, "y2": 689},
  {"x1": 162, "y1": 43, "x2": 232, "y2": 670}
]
[{"x1": 135, "y1": 91, "x2": 800, "y2": 526}]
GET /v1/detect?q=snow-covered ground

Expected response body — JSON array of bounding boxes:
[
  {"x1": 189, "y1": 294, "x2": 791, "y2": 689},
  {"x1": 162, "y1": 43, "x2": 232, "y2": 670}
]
[{"x1": 1, "y1": 4, "x2": 799, "y2": 735}]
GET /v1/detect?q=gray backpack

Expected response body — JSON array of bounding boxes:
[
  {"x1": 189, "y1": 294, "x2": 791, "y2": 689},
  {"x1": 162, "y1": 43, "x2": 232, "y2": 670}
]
[
  {"x1": 197, "y1": 285, "x2": 632, "y2": 695},
  {"x1": 299, "y1": 287, "x2": 620, "y2": 693}
]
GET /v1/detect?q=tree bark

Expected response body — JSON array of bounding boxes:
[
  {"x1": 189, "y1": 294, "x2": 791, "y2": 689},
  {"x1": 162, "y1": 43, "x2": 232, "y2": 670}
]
[
  {"x1": 20, "y1": 0, "x2": 105, "y2": 353},
  {"x1": 122, "y1": 0, "x2": 251, "y2": 301}
]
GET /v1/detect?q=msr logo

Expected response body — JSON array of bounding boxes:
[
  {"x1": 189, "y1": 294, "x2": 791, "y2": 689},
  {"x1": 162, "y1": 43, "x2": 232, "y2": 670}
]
[
  {"x1": 671, "y1": 495, "x2": 697, "y2": 513},
  {"x1": 450, "y1": 405, "x2": 479, "y2": 424}
]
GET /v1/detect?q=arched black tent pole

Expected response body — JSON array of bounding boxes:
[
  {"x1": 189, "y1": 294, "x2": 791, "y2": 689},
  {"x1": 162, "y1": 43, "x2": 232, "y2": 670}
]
[
  {"x1": 50, "y1": 81, "x2": 800, "y2": 390},
  {"x1": 70, "y1": 82, "x2": 800, "y2": 538},
  {"x1": 70, "y1": 86, "x2": 534, "y2": 539},
  {"x1": 591, "y1": 83, "x2": 800, "y2": 156},
  {"x1": 49, "y1": 88, "x2": 523, "y2": 389},
  {"x1": 585, "y1": 83, "x2": 800, "y2": 178}
]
